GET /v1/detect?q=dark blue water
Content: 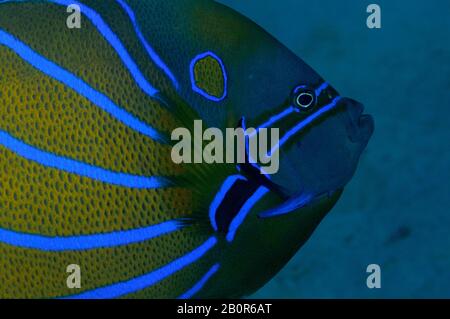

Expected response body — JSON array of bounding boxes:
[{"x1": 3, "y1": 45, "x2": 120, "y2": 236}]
[{"x1": 220, "y1": 0, "x2": 450, "y2": 298}]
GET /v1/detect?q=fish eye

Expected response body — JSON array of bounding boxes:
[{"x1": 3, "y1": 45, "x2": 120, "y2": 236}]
[{"x1": 292, "y1": 87, "x2": 316, "y2": 110}]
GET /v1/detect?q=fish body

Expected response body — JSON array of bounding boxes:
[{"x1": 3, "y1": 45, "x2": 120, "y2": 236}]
[{"x1": 0, "y1": 0, "x2": 374, "y2": 298}]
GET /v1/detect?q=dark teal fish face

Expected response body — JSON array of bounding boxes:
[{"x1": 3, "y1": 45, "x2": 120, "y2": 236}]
[
  {"x1": 206, "y1": 30, "x2": 375, "y2": 216},
  {"x1": 241, "y1": 76, "x2": 375, "y2": 217},
  {"x1": 273, "y1": 94, "x2": 375, "y2": 196}
]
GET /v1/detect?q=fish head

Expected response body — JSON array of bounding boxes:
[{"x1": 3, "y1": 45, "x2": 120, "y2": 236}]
[
  {"x1": 269, "y1": 85, "x2": 375, "y2": 198},
  {"x1": 237, "y1": 75, "x2": 375, "y2": 218},
  {"x1": 226, "y1": 45, "x2": 375, "y2": 216},
  {"x1": 181, "y1": 1, "x2": 375, "y2": 216},
  {"x1": 188, "y1": 3, "x2": 374, "y2": 203}
]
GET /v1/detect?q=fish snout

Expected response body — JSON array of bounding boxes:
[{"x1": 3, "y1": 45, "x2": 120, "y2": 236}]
[{"x1": 342, "y1": 97, "x2": 375, "y2": 144}]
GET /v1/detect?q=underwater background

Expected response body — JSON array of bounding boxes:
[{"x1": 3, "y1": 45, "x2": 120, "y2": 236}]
[{"x1": 220, "y1": 0, "x2": 450, "y2": 298}]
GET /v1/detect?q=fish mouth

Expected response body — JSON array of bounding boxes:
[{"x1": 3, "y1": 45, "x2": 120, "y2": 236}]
[
  {"x1": 355, "y1": 114, "x2": 375, "y2": 143},
  {"x1": 257, "y1": 99, "x2": 375, "y2": 219},
  {"x1": 344, "y1": 98, "x2": 375, "y2": 144}
]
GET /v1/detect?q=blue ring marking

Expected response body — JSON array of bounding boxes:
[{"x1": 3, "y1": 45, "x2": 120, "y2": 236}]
[
  {"x1": 0, "y1": 130, "x2": 170, "y2": 189},
  {"x1": 315, "y1": 82, "x2": 329, "y2": 97},
  {"x1": 0, "y1": 29, "x2": 166, "y2": 143},
  {"x1": 49, "y1": 0, "x2": 159, "y2": 97},
  {"x1": 269, "y1": 96, "x2": 342, "y2": 156},
  {"x1": 209, "y1": 175, "x2": 247, "y2": 231},
  {"x1": 190, "y1": 51, "x2": 228, "y2": 102},
  {"x1": 178, "y1": 263, "x2": 220, "y2": 299},
  {"x1": 0, "y1": 220, "x2": 182, "y2": 252},
  {"x1": 63, "y1": 236, "x2": 218, "y2": 299},
  {"x1": 226, "y1": 186, "x2": 269, "y2": 242},
  {"x1": 115, "y1": 0, "x2": 179, "y2": 90}
]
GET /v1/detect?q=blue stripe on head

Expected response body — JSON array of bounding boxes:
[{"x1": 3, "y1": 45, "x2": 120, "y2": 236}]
[
  {"x1": 251, "y1": 82, "x2": 330, "y2": 137},
  {"x1": 269, "y1": 96, "x2": 342, "y2": 156},
  {"x1": 178, "y1": 263, "x2": 220, "y2": 299},
  {"x1": 226, "y1": 186, "x2": 269, "y2": 242},
  {"x1": 63, "y1": 236, "x2": 218, "y2": 299},
  {"x1": 315, "y1": 82, "x2": 329, "y2": 97},
  {"x1": 0, "y1": 130, "x2": 171, "y2": 188},
  {"x1": 251, "y1": 106, "x2": 296, "y2": 138},
  {"x1": 115, "y1": 0, "x2": 179, "y2": 90},
  {"x1": 0, "y1": 29, "x2": 166, "y2": 142},
  {"x1": 0, "y1": 220, "x2": 182, "y2": 251},
  {"x1": 249, "y1": 82, "x2": 331, "y2": 149}
]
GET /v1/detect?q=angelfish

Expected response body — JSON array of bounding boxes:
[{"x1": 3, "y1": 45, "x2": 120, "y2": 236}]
[{"x1": 0, "y1": 0, "x2": 374, "y2": 298}]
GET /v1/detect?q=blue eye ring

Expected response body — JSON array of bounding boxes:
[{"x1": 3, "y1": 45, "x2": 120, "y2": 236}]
[{"x1": 292, "y1": 86, "x2": 316, "y2": 111}]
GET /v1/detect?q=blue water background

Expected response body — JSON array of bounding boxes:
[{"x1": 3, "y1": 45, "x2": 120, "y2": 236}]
[{"x1": 220, "y1": 0, "x2": 450, "y2": 298}]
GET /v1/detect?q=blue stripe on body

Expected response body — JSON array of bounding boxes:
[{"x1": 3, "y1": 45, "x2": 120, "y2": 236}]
[
  {"x1": 0, "y1": 1, "x2": 216, "y2": 299},
  {"x1": 178, "y1": 263, "x2": 220, "y2": 299},
  {"x1": 0, "y1": 0, "x2": 159, "y2": 97},
  {"x1": 52, "y1": 0, "x2": 159, "y2": 97},
  {"x1": 115, "y1": 0, "x2": 179, "y2": 90},
  {"x1": 0, "y1": 29, "x2": 166, "y2": 142},
  {"x1": 63, "y1": 236, "x2": 218, "y2": 299},
  {"x1": 226, "y1": 186, "x2": 269, "y2": 242},
  {"x1": 0, "y1": 130, "x2": 170, "y2": 188},
  {"x1": 0, "y1": 220, "x2": 182, "y2": 251},
  {"x1": 209, "y1": 175, "x2": 246, "y2": 231}
]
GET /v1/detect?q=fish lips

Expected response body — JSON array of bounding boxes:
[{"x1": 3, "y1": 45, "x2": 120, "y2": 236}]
[
  {"x1": 355, "y1": 113, "x2": 375, "y2": 144},
  {"x1": 343, "y1": 98, "x2": 375, "y2": 144}
]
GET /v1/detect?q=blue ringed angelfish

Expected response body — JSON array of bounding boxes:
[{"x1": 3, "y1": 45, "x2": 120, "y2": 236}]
[{"x1": 0, "y1": 0, "x2": 374, "y2": 298}]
